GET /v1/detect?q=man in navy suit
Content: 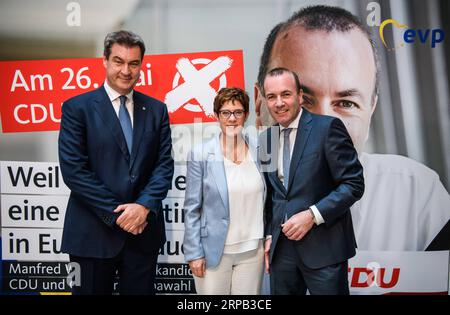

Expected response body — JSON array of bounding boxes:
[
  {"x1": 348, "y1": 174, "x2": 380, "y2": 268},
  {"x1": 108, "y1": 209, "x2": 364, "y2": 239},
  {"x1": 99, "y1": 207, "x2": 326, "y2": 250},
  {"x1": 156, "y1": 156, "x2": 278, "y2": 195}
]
[
  {"x1": 58, "y1": 30, "x2": 174, "y2": 295},
  {"x1": 260, "y1": 67, "x2": 364, "y2": 295}
]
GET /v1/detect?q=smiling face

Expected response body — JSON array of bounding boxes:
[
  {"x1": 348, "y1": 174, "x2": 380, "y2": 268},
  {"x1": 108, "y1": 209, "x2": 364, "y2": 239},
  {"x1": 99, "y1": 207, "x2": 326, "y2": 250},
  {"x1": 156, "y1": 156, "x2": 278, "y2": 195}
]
[
  {"x1": 264, "y1": 26, "x2": 377, "y2": 152},
  {"x1": 103, "y1": 43, "x2": 142, "y2": 95},
  {"x1": 263, "y1": 71, "x2": 303, "y2": 128},
  {"x1": 215, "y1": 100, "x2": 248, "y2": 138}
]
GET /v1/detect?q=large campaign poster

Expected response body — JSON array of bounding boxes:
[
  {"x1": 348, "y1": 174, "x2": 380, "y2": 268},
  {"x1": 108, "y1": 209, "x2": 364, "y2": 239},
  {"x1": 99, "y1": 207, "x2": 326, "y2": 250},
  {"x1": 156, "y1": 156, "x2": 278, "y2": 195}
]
[
  {"x1": 1, "y1": 50, "x2": 449, "y2": 295},
  {"x1": 0, "y1": 0, "x2": 449, "y2": 296}
]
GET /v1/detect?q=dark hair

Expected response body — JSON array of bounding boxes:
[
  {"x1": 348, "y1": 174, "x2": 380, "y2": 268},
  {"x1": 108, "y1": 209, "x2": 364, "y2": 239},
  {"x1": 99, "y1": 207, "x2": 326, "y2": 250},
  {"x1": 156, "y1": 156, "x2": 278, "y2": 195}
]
[
  {"x1": 257, "y1": 22, "x2": 285, "y2": 91},
  {"x1": 257, "y1": 5, "x2": 379, "y2": 105},
  {"x1": 261, "y1": 67, "x2": 301, "y2": 97},
  {"x1": 214, "y1": 87, "x2": 250, "y2": 114},
  {"x1": 103, "y1": 30, "x2": 146, "y2": 60}
]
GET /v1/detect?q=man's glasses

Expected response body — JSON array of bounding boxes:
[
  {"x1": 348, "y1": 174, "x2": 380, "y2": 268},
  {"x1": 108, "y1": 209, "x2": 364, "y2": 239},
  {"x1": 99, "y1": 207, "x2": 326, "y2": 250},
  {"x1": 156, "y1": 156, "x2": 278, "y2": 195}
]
[{"x1": 218, "y1": 110, "x2": 246, "y2": 119}]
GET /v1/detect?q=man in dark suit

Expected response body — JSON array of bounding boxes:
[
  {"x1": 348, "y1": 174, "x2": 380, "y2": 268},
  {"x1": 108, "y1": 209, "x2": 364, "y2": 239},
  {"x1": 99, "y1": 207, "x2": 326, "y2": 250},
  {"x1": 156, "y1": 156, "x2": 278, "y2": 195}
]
[
  {"x1": 260, "y1": 67, "x2": 364, "y2": 295},
  {"x1": 58, "y1": 30, "x2": 174, "y2": 295}
]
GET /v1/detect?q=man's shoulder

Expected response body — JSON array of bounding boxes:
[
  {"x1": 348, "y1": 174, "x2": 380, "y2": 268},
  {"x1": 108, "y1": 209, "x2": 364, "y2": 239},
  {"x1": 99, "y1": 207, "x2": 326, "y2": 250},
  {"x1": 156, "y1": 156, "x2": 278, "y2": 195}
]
[
  {"x1": 258, "y1": 124, "x2": 281, "y2": 138},
  {"x1": 258, "y1": 126, "x2": 271, "y2": 139},
  {"x1": 301, "y1": 110, "x2": 341, "y2": 133},
  {"x1": 308, "y1": 110, "x2": 340, "y2": 126},
  {"x1": 134, "y1": 90, "x2": 167, "y2": 110},
  {"x1": 257, "y1": 125, "x2": 280, "y2": 151},
  {"x1": 361, "y1": 153, "x2": 439, "y2": 179},
  {"x1": 63, "y1": 87, "x2": 104, "y2": 108}
]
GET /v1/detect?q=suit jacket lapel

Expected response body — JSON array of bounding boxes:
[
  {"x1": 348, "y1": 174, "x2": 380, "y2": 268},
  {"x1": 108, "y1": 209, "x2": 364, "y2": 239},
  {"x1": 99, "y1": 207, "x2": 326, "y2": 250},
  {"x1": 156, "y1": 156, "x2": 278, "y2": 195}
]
[
  {"x1": 246, "y1": 133, "x2": 267, "y2": 205},
  {"x1": 93, "y1": 86, "x2": 130, "y2": 160},
  {"x1": 268, "y1": 170, "x2": 286, "y2": 195},
  {"x1": 129, "y1": 93, "x2": 146, "y2": 169},
  {"x1": 287, "y1": 109, "x2": 312, "y2": 194},
  {"x1": 207, "y1": 135, "x2": 229, "y2": 213}
]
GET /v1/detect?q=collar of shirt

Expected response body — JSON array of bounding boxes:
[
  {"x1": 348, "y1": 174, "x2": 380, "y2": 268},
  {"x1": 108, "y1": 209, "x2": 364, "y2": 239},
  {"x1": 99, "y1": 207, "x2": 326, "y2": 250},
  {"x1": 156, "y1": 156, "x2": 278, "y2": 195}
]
[
  {"x1": 279, "y1": 107, "x2": 302, "y2": 132},
  {"x1": 277, "y1": 108, "x2": 302, "y2": 183},
  {"x1": 103, "y1": 80, "x2": 134, "y2": 126}
]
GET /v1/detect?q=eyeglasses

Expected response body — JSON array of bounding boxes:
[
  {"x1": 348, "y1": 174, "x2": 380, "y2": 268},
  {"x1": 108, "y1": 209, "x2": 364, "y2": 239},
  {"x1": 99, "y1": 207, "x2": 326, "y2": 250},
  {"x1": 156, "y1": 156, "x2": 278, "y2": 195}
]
[{"x1": 218, "y1": 110, "x2": 246, "y2": 119}]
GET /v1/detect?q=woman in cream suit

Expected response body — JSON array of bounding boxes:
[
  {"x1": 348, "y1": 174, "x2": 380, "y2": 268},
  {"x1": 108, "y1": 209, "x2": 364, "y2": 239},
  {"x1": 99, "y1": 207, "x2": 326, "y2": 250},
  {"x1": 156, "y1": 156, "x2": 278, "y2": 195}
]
[{"x1": 183, "y1": 87, "x2": 266, "y2": 295}]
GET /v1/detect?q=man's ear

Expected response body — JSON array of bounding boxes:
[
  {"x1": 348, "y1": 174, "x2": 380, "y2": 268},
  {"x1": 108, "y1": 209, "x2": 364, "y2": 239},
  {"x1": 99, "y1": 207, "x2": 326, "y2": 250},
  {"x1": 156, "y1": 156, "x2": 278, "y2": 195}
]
[
  {"x1": 371, "y1": 94, "x2": 378, "y2": 116},
  {"x1": 298, "y1": 88, "x2": 304, "y2": 106},
  {"x1": 102, "y1": 56, "x2": 108, "y2": 68},
  {"x1": 254, "y1": 83, "x2": 262, "y2": 129},
  {"x1": 364, "y1": 94, "x2": 378, "y2": 147}
]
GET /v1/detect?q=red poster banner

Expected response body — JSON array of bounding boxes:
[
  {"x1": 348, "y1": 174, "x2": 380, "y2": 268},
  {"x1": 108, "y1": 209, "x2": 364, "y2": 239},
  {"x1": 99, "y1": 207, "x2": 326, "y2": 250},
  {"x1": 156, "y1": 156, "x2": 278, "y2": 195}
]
[{"x1": 0, "y1": 50, "x2": 245, "y2": 133}]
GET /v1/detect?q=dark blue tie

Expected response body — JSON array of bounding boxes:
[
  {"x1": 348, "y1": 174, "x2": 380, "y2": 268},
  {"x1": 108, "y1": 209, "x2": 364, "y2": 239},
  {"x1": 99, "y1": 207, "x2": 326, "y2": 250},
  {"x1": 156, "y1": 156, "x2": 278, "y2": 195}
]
[
  {"x1": 118, "y1": 95, "x2": 132, "y2": 154},
  {"x1": 283, "y1": 128, "x2": 292, "y2": 189}
]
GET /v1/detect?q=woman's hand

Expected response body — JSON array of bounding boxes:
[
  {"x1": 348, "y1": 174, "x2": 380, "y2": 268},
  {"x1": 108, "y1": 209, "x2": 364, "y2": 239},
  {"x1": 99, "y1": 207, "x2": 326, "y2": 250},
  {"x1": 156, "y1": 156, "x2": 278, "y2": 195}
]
[
  {"x1": 264, "y1": 238, "x2": 271, "y2": 274},
  {"x1": 189, "y1": 258, "x2": 206, "y2": 277}
]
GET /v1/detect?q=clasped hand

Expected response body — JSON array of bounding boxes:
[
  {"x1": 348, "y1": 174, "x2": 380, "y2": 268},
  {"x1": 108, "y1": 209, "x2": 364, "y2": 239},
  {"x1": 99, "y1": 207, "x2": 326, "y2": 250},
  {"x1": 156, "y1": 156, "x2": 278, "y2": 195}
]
[
  {"x1": 281, "y1": 210, "x2": 314, "y2": 241},
  {"x1": 114, "y1": 203, "x2": 149, "y2": 235}
]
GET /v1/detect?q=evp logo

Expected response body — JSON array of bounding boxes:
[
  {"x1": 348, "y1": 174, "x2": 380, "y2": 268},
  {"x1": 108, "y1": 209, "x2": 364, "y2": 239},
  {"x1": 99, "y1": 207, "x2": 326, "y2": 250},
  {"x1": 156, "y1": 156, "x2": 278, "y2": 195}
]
[
  {"x1": 366, "y1": 2, "x2": 445, "y2": 51},
  {"x1": 379, "y1": 19, "x2": 445, "y2": 51}
]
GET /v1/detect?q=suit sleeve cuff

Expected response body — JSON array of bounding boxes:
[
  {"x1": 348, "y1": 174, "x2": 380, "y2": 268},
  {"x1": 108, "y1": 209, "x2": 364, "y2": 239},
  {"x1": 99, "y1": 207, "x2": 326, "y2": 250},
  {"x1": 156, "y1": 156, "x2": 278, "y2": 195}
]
[
  {"x1": 135, "y1": 199, "x2": 161, "y2": 217},
  {"x1": 310, "y1": 205, "x2": 325, "y2": 225}
]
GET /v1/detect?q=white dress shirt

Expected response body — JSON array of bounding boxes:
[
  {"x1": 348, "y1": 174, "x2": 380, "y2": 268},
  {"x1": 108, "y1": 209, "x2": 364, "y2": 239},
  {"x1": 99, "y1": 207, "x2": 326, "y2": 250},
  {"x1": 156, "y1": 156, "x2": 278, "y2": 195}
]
[
  {"x1": 223, "y1": 151, "x2": 265, "y2": 254},
  {"x1": 351, "y1": 153, "x2": 450, "y2": 250},
  {"x1": 103, "y1": 80, "x2": 134, "y2": 127}
]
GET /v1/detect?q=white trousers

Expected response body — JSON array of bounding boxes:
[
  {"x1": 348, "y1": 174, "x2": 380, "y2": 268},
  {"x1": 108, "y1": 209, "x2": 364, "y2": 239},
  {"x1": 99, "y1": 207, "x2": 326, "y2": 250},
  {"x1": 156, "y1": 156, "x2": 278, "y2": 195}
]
[{"x1": 193, "y1": 242, "x2": 264, "y2": 295}]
